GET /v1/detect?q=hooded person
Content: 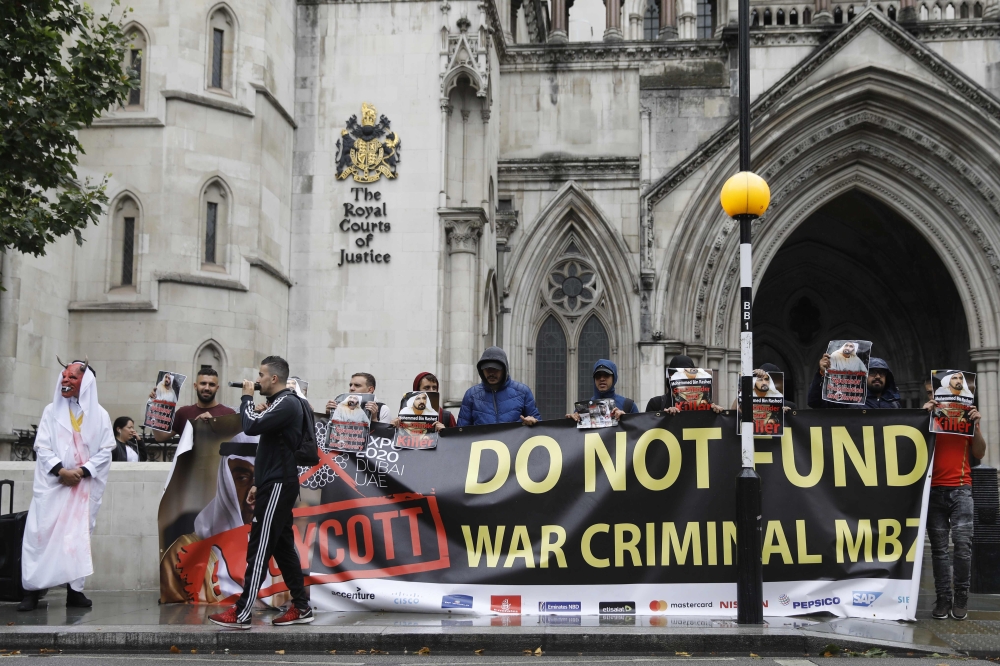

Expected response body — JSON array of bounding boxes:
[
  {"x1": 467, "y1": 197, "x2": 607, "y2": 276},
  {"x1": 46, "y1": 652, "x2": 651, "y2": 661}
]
[
  {"x1": 457, "y1": 347, "x2": 541, "y2": 426},
  {"x1": 809, "y1": 356, "x2": 901, "y2": 409},
  {"x1": 568, "y1": 359, "x2": 639, "y2": 421},
  {"x1": 18, "y1": 359, "x2": 116, "y2": 611}
]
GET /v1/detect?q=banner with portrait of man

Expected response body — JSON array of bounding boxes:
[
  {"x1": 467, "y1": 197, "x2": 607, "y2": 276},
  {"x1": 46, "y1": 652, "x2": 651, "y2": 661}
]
[
  {"x1": 822, "y1": 340, "x2": 872, "y2": 405},
  {"x1": 329, "y1": 393, "x2": 373, "y2": 452},
  {"x1": 144, "y1": 370, "x2": 187, "y2": 432},
  {"x1": 929, "y1": 369, "x2": 977, "y2": 437},
  {"x1": 668, "y1": 367, "x2": 714, "y2": 411},
  {"x1": 737, "y1": 371, "x2": 784, "y2": 437},
  {"x1": 394, "y1": 391, "x2": 440, "y2": 450}
]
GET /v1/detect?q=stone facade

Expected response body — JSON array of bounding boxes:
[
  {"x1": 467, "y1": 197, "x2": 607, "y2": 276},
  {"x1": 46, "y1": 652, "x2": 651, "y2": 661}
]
[{"x1": 3, "y1": 0, "x2": 1000, "y2": 465}]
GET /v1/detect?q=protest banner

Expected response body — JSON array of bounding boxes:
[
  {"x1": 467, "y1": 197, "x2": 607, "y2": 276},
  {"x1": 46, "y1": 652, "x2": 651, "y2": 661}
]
[
  {"x1": 929, "y1": 370, "x2": 977, "y2": 437},
  {"x1": 737, "y1": 371, "x2": 784, "y2": 437},
  {"x1": 394, "y1": 391, "x2": 440, "y2": 450},
  {"x1": 821, "y1": 340, "x2": 871, "y2": 405},
  {"x1": 668, "y1": 368, "x2": 714, "y2": 411},
  {"x1": 144, "y1": 370, "x2": 187, "y2": 432},
  {"x1": 574, "y1": 399, "x2": 617, "y2": 428},
  {"x1": 329, "y1": 393, "x2": 373, "y2": 452},
  {"x1": 159, "y1": 410, "x2": 932, "y2": 621}
]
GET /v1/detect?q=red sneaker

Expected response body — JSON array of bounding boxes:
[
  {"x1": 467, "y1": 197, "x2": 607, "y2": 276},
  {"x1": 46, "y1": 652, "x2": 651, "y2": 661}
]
[
  {"x1": 208, "y1": 605, "x2": 251, "y2": 629},
  {"x1": 272, "y1": 606, "x2": 315, "y2": 626}
]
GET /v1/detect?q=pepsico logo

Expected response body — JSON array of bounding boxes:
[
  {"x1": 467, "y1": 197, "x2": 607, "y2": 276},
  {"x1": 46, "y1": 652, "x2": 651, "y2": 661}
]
[
  {"x1": 779, "y1": 594, "x2": 790, "y2": 606},
  {"x1": 649, "y1": 600, "x2": 668, "y2": 612}
]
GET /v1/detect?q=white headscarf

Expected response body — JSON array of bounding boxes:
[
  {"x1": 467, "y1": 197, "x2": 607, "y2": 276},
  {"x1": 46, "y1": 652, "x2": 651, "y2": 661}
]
[
  {"x1": 936, "y1": 372, "x2": 974, "y2": 399},
  {"x1": 193, "y1": 431, "x2": 257, "y2": 539},
  {"x1": 51, "y1": 362, "x2": 104, "y2": 460}
]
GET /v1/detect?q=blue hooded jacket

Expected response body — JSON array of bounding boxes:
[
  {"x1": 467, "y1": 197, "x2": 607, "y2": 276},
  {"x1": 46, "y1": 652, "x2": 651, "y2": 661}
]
[
  {"x1": 591, "y1": 359, "x2": 639, "y2": 413},
  {"x1": 457, "y1": 347, "x2": 541, "y2": 426},
  {"x1": 808, "y1": 356, "x2": 901, "y2": 409}
]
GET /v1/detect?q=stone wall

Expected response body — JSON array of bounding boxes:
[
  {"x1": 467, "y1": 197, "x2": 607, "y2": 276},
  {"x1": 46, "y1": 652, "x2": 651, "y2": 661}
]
[{"x1": 1, "y1": 462, "x2": 168, "y2": 592}]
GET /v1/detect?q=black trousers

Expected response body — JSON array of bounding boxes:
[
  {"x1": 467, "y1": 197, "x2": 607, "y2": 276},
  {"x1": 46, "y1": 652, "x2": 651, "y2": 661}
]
[{"x1": 235, "y1": 481, "x2": 308, "y2": 621}]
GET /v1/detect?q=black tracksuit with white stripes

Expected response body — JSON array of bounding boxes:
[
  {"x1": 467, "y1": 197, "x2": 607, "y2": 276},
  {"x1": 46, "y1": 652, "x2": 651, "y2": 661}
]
[{"x1": 235, "y1": 389, "x2": 308, "y2": 620}]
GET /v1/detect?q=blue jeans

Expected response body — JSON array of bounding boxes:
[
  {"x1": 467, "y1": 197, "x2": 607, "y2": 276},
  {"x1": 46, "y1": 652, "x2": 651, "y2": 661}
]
[{"x1": 927, "y1": 485, "x2": 974, "y2": 600}]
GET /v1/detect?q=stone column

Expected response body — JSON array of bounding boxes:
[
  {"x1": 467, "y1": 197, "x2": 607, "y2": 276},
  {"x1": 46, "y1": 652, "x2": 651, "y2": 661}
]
[
  {"x1": 481, "y1": 108, "x2": 491, "y2": 210},
  {"x1": 549, "y1": 0, "x2": 569, "y2": 42},
  {"x1": 460, "y1": 109, "x2": 470, "y2": 205},
  {"x1": 444, "y1": 215, "x2": 485, "y2": 401},
  {"x1": 439, "y1": 100, "x2": 452, "y2": 208},
  {"x1": 813, "y1": 0, "x2": 833, "y2": 24},
  {"x1": 605, "y1": 0, "x2": 624, "y2": 40},
  {"x1": 971, "y1": 347, "x2": 1000, "y2": 467},
  {"x1": 898, "y1": 0, "x2": 917, "y2": 20},
  {"x1": 640, "y1": 106, "x2": 651, "y2": 188},
  {"x1": 659, "y1": 0, "x2": 677, "y2": 39}
]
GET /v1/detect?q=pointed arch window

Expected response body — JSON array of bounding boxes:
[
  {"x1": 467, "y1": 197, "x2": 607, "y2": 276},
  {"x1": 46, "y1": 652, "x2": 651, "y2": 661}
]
[
  {"x1": 751, "y1": 8, "x2": 759, "y2": 24},
  {"x1": 201, "y1": 181, "x2": 229, "y2": 268},
  {"x1": 763, "y1": 8, "x2": 772, "y2": 24},
  {"x1": 803, "y1": 7, "x2": 812, "y2": 22},
  {"x1": 888, "y1": 4, "x2": 897, "y2": 18},
  {"x1": 834, "y1": 6, "x2": 844, "y2": 22},
  {"x1": 577, "y1": 315, "x2": 611, "y2": 402},
  {"x1": 790, "y1": 8, "x2": 798, "y2": 23},
  {"x1": 207, "y1": 7, "x2": 235, "y2": 93},
  {"x1": 111, "y1": 196, "x2": 140, "y2": 288},
  {"x1": 644, "y1": 0, "x2": 660, "y2": 39},
  {"x1": 124, "y1": 28, "x2": 146, "y2": 109},
  {"x1": 535, "y1": 316, "x2": 568, "y2": 420},
  {"x1": 973, "y1": 0, "x2": 982, "y2": 15},
  {"x1": 776, "y1": 8, "x2": 785, "y2": 23}
]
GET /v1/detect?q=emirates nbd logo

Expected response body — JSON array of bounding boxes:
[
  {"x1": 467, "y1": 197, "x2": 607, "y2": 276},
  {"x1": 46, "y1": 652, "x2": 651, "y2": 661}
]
[{"x1": 598, "y1": 601, "x2": 635, "y2": 614}]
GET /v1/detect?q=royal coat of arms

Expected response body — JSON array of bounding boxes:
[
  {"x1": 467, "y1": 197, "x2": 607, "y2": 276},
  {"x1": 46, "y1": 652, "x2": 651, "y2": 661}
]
[{"x1": 335, "y1": 103, "x2": 401, "y2": 183}]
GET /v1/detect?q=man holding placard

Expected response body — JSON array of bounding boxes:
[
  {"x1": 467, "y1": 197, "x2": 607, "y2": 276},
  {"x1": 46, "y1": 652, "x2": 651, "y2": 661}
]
[{"x1": 923, "y1": 373, "x2": 987, "y2": 621}]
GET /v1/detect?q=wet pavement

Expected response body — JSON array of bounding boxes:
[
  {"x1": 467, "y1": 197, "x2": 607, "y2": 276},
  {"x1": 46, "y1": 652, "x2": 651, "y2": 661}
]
[{"x1": 2, "y1": 547, "x2": 999, "y2": 656}]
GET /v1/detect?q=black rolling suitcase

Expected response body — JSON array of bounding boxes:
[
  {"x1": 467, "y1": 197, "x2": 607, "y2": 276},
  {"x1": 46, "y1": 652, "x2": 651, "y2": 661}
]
[{"x1": 0, "y1": 480, "x2": 28, "y2": 601}]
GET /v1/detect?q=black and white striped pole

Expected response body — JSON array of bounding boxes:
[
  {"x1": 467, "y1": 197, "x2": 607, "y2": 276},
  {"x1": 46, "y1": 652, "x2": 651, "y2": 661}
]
[{"x1": 720, "y1": 0, "x2": 771, "y2": 623}]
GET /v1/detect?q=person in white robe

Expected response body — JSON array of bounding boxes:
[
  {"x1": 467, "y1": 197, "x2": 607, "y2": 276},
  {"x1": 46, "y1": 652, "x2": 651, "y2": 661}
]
[
  {"x1": 18, "y1": 359, "x2": 115, "y2": 611},
  {"x1": 829, "y1": 342, "x2": 868, "y2": 373}
]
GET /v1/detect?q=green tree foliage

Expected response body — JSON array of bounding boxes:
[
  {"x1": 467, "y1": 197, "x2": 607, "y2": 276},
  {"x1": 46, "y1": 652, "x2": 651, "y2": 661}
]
[{"x1": 0, "y1": 0, "x2": 136, "y2": 257}]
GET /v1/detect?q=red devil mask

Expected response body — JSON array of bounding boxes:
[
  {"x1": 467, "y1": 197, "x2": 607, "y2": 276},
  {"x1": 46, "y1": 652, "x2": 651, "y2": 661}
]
[{"x1": 60, "y1": 365, "x2": 85, "y2": 399}]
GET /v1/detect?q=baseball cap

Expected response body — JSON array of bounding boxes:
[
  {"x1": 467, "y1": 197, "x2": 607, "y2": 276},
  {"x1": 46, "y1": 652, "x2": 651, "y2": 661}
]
[{"x1": 593, "y1": 364, "x2": 614, "y2": 377}]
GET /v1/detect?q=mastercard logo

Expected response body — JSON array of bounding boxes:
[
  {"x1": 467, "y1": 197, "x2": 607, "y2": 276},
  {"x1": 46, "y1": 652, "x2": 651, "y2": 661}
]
[{"x1": 649, "y1": 600, "x2": 668, "y2": 612}]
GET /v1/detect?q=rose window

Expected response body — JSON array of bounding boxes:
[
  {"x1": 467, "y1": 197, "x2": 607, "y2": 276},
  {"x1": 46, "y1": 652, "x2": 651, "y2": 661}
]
[{"x1": 549, "y1": 261, "x2": 596, "y2": 312}]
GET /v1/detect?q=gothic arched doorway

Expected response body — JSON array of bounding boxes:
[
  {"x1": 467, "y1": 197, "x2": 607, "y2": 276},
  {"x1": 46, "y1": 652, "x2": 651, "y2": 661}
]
[{"x1": 753, "y1": 190, "x2": 970, "y2": 408}]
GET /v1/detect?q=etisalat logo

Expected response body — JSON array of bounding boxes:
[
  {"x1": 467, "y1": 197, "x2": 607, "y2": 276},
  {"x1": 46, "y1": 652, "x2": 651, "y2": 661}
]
[
  {"x1": 598, "y1": 601, "x2": 636, "y2": 615},
  {"x1": 332, "y1": 586, "x2": 375, "y2": 600}
]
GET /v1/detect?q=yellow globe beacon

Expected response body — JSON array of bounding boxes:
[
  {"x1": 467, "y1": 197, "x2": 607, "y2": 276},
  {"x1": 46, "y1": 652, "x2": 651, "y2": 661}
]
[{"x1": 720, "y1": 171, "x2": 771, "y2": 218}]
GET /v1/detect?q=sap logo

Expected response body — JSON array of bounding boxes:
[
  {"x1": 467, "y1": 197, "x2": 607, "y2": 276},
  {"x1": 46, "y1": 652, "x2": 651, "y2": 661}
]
[
  {"x1": 441, "y1": 594, "x2": 473, "y2": 610},
  {"x1": 791, "y1": 597, "x2": 840, "y2": 609},
  {"x1": 897, "y1": 596, "x2": 910, "y2": 604},
  {"x1": 852, "y1": 592, "x2": 882, "y2": 607}
]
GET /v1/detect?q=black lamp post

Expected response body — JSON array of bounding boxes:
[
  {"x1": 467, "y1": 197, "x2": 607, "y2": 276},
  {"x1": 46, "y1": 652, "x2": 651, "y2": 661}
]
[{"x1": 719, "y1": 0, "x2": 771, "y2": 625}]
